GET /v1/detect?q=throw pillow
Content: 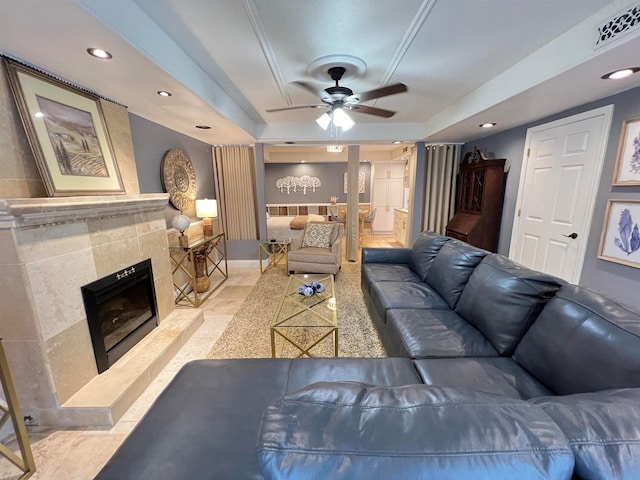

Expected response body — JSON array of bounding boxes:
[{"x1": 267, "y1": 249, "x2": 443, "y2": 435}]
[
  {"x1": 289, "y1": 215, "x2": 308, "y2": 230},
  {"x1": 309, "y1": 221, "x2": 340, "y2": 246},
  {"x1": 306, "y1": 214, "x2": 325, "y2": 222},
  {"x1": 302, "y1": 223, "x2": 333, "y2": 249}
]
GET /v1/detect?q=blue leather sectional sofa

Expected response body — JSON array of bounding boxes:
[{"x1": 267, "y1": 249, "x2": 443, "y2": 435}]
[{"x1": 96, "y1": 232, "x2": 640, "y2": 480}]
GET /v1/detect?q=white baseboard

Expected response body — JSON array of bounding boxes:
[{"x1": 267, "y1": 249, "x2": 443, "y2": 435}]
[{"x1": 227, "y1": 259, "x2": 262, "y2": 268}]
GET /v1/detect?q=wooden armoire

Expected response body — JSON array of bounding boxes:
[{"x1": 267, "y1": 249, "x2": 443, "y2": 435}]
[{"x1": 445, "y1": 148, "x2": 506, "y2": 252}]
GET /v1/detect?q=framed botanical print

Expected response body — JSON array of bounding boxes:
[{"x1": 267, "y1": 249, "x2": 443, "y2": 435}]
[
  {"x1": 598, "y1": 199, "x2": 640, "y2": 268},
  {"x1": 4, "y1": 58, "x2": 124, "y2": 196},
  {"x1": 612, "y1": 116, "x2": 640, "y2": 186}
]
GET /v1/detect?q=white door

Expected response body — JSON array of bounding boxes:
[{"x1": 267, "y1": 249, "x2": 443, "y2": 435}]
[
  {"x1": 372, "y1": 163, "x2": 404, "y2": 233},
  {"x1": 509, "y1": 105, "x2": 613, "y2": 283}
]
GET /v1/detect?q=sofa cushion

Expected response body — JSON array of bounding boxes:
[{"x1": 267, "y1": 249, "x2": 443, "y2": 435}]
[
  {"x1": 426, "y1": 240, "x2": 487, "y2": 308},
  {"x1": 288, "y1": 246, "x2": 337, "y2": 264},
  {"x1": 285, "y1": 357, "x2": 421, "y2": 393},
  {"x1": 387, "y1": 308, "x2": 499, "y2": 358},
  {"x1": 301, "y1": 223, "x2": 333, "y2": 248},
  {"x1": 514, "y1": 285, "x2": 640, "y2": 395},
  {"x1": 370, "y1": 281, "x2": 448, "y2": 323},
  {"x1": 257, "y1": 382, "x2": 574, "y2": 480},
  {"x1": 361, "y1": 263, "x2": 422, "y2": 290},
  {"x1": 407, "y1": 231, "x2": 449, "y2": 280},
  {"x1": 531, "y1": 389, "x2": 640, "y2": 480},
  {"x1": 455, "y1": 254, "x2": 565, "y2": 355},
  {"x1": 413, "y1": 357, "x2": 552, "y2": 400}
]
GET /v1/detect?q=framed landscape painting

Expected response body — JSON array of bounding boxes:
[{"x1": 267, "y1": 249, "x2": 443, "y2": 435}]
[
  {"x1": 598, "y1": 199, "x2": 640, "y2": 268},
  {"x1": 4, "y1": 58, "x2": 123, "y2": 196},
  {"x1": 612, "y1": 116, "x2": 640, "y2": 186}
]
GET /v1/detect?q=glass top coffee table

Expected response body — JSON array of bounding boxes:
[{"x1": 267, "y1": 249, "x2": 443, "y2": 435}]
[{"x1": 270, "y1": 273, "x2": 338, "y2": 358}]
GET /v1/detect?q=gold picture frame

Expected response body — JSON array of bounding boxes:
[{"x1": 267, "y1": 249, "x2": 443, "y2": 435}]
[
  {"x1": 4, "y1": 58, "x2": 124, "y2": 196},
  {"x1": 598, "y1": 199, "x2": 640, "y2": 268},
  {"x1": 612, "y1": 115, "x2": 640, "y2": 186}
]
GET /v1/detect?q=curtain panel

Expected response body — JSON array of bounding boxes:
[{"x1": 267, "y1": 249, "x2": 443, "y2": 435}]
[
  {"x1": 213, "y1": 145, "x2": 258, "y2": 240},
  {"x1": 423, "y1": 144, "x2": 460, "y2": 235}
]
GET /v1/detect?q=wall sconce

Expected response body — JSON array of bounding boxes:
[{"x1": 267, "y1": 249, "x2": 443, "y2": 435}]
[
  {"x1": 196, "y1": 198, "x2": 218, "y2": 236},
  {"x1": 171, "y1": 213, "x2": 191, "y2": 248}
]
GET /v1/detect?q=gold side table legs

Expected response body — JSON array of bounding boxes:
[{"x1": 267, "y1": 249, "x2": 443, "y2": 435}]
[
  {"x1": 0, "y1": 339, "x2": 36, "y2": 479},
  {"x1": 170, "y1": 232, "x2": 229, "y2": 307},
  {"x1": 259, "y1": 241, "x2": 290, "y2": 274}
]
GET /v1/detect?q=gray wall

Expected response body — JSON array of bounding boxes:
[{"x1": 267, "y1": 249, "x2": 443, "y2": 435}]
[
  {"x1": 129, "y1": 113, "x2": 215, "y2": 221},
  {"x1": 462, "y1": 85, "x2": 640, "y2": 310},
  {"x1": 264, "y1": 162, "x2": 371, "y2": 204}
]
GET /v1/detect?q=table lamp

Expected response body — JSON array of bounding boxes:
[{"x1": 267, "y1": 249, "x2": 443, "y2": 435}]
[{"x1": 196, "y1": 198, "x2": 218, "y2": 236}]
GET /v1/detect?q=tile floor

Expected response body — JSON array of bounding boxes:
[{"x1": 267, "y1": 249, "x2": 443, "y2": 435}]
[{"x1": 0, "y1": 234, "x2": 400, "y2": 479}]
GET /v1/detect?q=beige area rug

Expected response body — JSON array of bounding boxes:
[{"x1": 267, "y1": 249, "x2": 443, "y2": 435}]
[{"x1": 207, "y1": 262, "x2": 386, "y2": 358}]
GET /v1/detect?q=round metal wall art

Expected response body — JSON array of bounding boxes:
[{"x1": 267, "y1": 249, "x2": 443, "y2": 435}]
[{"x1": 161, "y1": 148, "x2": 197, "y2": 211}]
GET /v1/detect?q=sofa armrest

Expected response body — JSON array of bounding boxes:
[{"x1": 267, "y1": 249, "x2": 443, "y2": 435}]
[
  {"x1": 290, "y1": 236, "x2": 303, "y2": 251},
  {"x1": 362, "y1": 247, "x2": 411, "y2": 264}
]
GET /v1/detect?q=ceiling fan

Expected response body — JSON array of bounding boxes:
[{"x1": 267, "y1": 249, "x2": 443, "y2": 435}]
[{"x1": 266, "y1": 66, "x2": 408, "y2": 119}]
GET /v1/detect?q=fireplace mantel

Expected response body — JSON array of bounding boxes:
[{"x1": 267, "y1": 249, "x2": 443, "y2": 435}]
[
  {"x1": 0, "y1": 193, "x2": 169, "y2": 229},
  {"x1": 0, "y1": 192, "x2": 179, "y2": 426}
]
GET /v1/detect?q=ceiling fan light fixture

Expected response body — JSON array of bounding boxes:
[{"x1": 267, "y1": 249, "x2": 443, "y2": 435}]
[
  {"x1": 316, "y1": 112, "x2": 331, "y2": 130},
  {"x1": 332, "y1": 108, "x2": 354, "y2": 131}
]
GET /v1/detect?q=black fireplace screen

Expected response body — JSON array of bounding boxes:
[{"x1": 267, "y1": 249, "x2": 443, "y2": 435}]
[{"x1": 82, "y1": 259, "x2": 158, "y2": 373}]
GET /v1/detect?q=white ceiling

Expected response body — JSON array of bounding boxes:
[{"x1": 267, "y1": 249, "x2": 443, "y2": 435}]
[{"x1": 2, "y1": 0, "x2": 640, "y2": 154}]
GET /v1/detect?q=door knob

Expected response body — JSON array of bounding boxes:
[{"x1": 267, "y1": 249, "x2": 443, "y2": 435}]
[{"x1": 563, "y1": 232, "x2": 578, "y2": 239}]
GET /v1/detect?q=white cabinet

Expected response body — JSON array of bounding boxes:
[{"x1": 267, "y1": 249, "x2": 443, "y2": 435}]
[
  {"x1": 372, "y1": 163, "x2": 405, "y2": 233},
  {"x1": 393, "y1": 209, "x2": 408, "y2": 246}
]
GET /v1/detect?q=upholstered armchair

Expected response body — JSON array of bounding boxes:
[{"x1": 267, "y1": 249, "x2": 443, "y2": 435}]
[{"x1": 288, "y1": 223, "x2": 343, "y2": 275}]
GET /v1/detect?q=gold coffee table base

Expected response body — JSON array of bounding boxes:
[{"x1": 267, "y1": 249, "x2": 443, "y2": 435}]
[{"x1": 271, "y1": 274, "x2": 338, "y2": 358}]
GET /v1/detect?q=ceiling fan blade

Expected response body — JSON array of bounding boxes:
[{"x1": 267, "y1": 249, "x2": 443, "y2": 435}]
[
  {"x1": 345, "y1": 104, "x2": 396, "y2": 118},
  {"x1": 266, "y1": 104, "x2": 328, "y2": 113},
  {"x1": 290, "y1": 81, "x2": 333, "y2": 102},
  {"x1": 346, "y1": 83, "x2": 408, "y2": 103}
]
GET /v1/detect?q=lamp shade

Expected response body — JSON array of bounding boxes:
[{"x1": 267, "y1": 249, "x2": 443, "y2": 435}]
[{"x1": 196, "y1": 198, "x2": 217, "y2": 218}]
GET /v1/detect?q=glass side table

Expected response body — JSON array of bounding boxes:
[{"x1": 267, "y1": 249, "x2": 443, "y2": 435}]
[
  {"x1": 258, "y1": 239, "x2": 291, "y2": 274},
  {"x1": 169, "y1": 232, "x2": 228, "y2": 307}
]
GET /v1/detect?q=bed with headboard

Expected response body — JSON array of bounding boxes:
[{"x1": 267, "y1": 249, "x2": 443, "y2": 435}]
[{"x1": 266, "y1": 214, "x2": 325, "y2": 241}]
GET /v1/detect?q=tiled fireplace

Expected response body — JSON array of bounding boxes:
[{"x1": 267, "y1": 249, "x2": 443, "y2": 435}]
[{"x1": 0, "y1": 194, "x2": 177, "y2": 426}]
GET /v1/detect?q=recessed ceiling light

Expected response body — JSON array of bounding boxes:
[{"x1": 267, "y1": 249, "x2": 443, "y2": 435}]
[
  {"x1": 285, "y1": 141, "x2": 295, "y2": 144},
  {"x1": 479, "y1": 122, "x2": 497, "y2": 128},
  {"x1": 87, "y1": 48, "x2": 112, "y2": 59},
  {"x1": 34, "y1": 112, "x2": 44, "y2": 118},
  {"x1": 195, "y1": 125, "x2": 211, "y2": 129},
  {"x1": 392, "y1": 140, "x2": 402, "y2": 144},
  {"x1": 601, "y1": 67, "x2": 640, "y2": 80},
  {"x1": 157, "y1": 90, "x2": 172, "y2": 97},
  {"x1": 300, "y1": 160, "x2": 306, "y2": 163}
]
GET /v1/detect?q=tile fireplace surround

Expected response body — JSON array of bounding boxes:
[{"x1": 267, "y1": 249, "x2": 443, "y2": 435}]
[{"x1": 0, "y1": 194, "x2": 182, "y2": 427}]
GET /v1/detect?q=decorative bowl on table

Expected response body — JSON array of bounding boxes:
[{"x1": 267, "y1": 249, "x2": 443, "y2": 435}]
[{"x1": 298, "y1": 281, "x2": 325, "y2": 297}]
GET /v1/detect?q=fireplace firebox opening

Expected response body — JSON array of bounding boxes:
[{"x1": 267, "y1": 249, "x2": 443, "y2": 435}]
[{"x1": 82, "y1": 259, "x2": 158, "y2": 373}]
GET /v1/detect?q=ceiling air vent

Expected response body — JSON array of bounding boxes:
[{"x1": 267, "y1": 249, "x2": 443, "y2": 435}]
[{"x1": 595, "y1": 3, "x2": 640, "y2": 49}]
